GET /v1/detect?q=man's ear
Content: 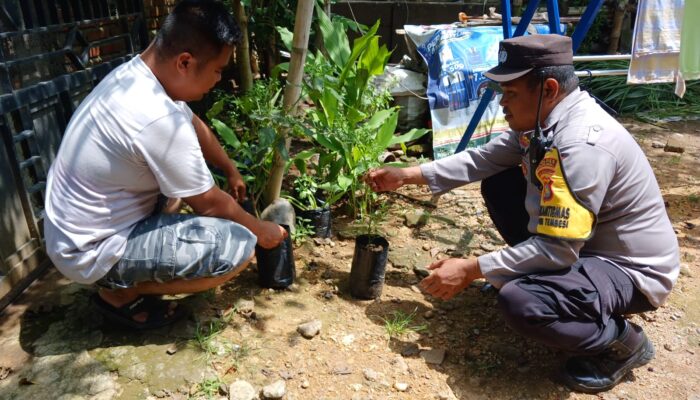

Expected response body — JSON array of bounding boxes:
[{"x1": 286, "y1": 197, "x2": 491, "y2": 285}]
[
  {"x1": 544, "y1": 77, "x2": 560, "y2": 100},
  {"x1": 175, "y1": 52, "x2": 194, "y2": 74}
]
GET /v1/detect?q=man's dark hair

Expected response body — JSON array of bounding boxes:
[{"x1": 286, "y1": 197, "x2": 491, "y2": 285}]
[
  {"x1": 525, "y1": 65, "x2": 579, "y2": 95},
  {"x1": 154, "y1": 0, "x2": 241, "y2": 64}
]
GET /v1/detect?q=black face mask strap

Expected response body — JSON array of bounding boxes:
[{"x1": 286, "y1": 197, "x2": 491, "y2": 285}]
[{"x1": 529, "y1": 72, "x2": 546, "y2": 191}]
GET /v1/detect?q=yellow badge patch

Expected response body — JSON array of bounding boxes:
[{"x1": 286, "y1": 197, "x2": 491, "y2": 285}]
[{"x1": 535, "y1": 147, "x2": 595, "y2": 240}]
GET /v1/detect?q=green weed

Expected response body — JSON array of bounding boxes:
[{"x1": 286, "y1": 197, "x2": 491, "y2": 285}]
[
  {"x1": 192, "y1": 376, "x2": 225, "y2": 399},
  {"x1": 667, "y1": 155, "x2": 682, "y2": 164},
  {"x1": 689, "y1": 194, "x2": 699, "y2": 203},
  {"x1": 381, "y1": 310, "x2": 427, "y2": 338}
]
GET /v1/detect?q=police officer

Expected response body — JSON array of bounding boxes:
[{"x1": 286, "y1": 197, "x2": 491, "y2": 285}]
[{"x1": 366, "y1": 34, "x2": 680, "y2": 393}]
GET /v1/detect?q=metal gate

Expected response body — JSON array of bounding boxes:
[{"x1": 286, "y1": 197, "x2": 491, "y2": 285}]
[{"x1": 0, "y1": 0, "x2": 154, "y2": 310}]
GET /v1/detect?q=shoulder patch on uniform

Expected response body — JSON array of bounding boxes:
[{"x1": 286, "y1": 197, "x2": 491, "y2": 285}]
[{"x1": 535, "y1": 147, "x2": 596, "y2": 240}]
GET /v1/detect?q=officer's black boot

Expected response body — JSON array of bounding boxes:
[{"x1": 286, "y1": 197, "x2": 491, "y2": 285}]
[{"x1": 562, "y1": 319, "x2": 655, "y2": 393}]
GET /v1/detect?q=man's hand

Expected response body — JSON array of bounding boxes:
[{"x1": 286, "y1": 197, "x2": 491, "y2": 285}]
[
  {"x1": 419, "y1": 258, "x2": 483, "y2": 300},
  {"x1": 226, "y1": 168, "x2": 246, "y2": 202},
  {"x1": 254, "y1": 221, "x2": 288, "y2": 249}
]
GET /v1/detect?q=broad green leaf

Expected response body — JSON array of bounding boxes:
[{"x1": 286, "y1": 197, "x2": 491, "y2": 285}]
[
  {"x1": 275, "y1": 140, "x2": 289, "y2": 161},
  {"x1": 206, "y1": 100, "x2": 225, "y2": 121},
  {"x1": 337, "y1": 174, "x2": 353, "y2": 190},
  {"x1": 276, "y1": 26, "x2": 294, "y2": 51},
  {"x1": 258, "y1": 127, "x2": 276, "y2": 148},
  {"x1": 376, "y1": 110, "x2": 399, "y2": 149},
  {"x1": 313, "y1": 133, "x2": 344, "y2": 154},
  {"x1": 211, "y1": 119, "x2": 240, "y2": 148},
  {"x1": 363, "y1": 109, "x2": 393, "y2": 130},
  {"x1": 339, "y1": 20, "x2": 381, "y2": 85},
  {"x1": 389, "y1": 128, "x2": 430, "y2": 146},
  {"x1": 316, "y1": 5, "x2": 350, "y2": 68}
]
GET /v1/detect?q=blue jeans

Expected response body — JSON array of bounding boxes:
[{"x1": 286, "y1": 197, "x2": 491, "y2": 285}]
[{"x1": 96, "y1": 213, "x2": 256, "y2": 289}]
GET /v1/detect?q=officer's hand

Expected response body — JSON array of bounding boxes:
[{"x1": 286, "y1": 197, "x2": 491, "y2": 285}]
[
  {"x1": 365, "y1": 167, "x2": 406, "y2": 192},
  {"x1": 419, "y1": 258, "x2": 481, "y2": 300},
  {"x1": 255, "y1": 221, "x2": 288, "y2": 249}
]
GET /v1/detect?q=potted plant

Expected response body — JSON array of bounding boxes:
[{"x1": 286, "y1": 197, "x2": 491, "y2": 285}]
[{"x1": 284, "y1": 166, "x2": 333, "y2": 238}]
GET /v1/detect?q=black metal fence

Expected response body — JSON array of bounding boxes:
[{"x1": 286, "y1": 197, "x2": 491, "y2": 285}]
[{"x1": 0, "y1": 0, "x2": 153, "y2": 310}]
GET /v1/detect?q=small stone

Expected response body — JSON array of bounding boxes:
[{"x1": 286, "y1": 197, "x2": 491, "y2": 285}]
[
  {"x1": 413, "y1": 266, "x2": 430, "y2": 279},
  {"x1": 420, "y1": 348, "x2": 446, "y2": 365},
  {"x1": 261, "y1": 380, "x2": 286, "y2": 399},
  {"x1": 166, "y1": 345, "x2": 178, "y2": 355},
  {"x1": 363, "y1": 368, "x2": 381, "y2": 382},
  {"x1": 401, "y1": 343, "x2": 421, "y2": 357},
  {"x1": 422, "y1": 243, "x2": 431, "y2": 251},
  {"x1": 394, "y1": 382, "x2": 409, "y2": 392},
  {"x1": 651, "y1": 141, "x2": 664, "y2": 148},
  {"x1": 235, "y1": 299, "x2": 255, "y2": 314},
  {"x1": 341, "y1": 334, "x2": 355, "y2": 346},
  {"x1": 312, "y1": 249, "x2": 323, "y2": 257},
  {"x1": 229, "y1": 380, "x2": 257, "y2": 400},
  {"x1": 297, "y1": 320, "x2": 322, "y2": 339},
  {"x1": 350, "y1": 383, "x2": 363, "y2": 392},
  {"x1": 392, "y1": 355, "x2": 409, "y2": 374},
  {"x1": 301, "y1": 380, "x2": 310, "y2": 389},
  {"x1": 423, "y1": 310, "x2": 435, "y2": 319},
  {"x1": 430, "y1": 248, "x2": 441, "y2": 257},
  {"x1": 479, "y1": 242, "x2": 496, "y2": 252},
  {"x1": 680, "y1": 264, "x2": 693, "y2": 277},
  {"x1": 410, "y1": 285, "x2": 421, "y2": 294},
  {"x1": 404, "y1": 209, "x2": 430, "y2": 228},
  {"x1": 331, "y1": 363, "x2": 353, "y2": 375},
  {"x1": 260, "y1": 198, "x2": 296, "y2": 232},
  {"x1": 664, "y1": 343, "x2": 675, "y2": 352},
  {"x1": 664, "y1": 138, "x2": 685, "y2": 153}
]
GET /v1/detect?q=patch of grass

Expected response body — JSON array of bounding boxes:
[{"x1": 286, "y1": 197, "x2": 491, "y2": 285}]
[
  {"x1": 667, "y1": 155, "x2": 682, "y2": 165},
  {"x1": 192, "y1": 376, "x2": 225, "y2": 399},
  {"x1": 381, "y1": 310, "x2": 427, "y2": 338},
  {"x1": 689, "y1": 194, "x2": 699, "y2": 203},
  {"x1": 191, "y1": 313, "x2": 235, "y2": 357},
  {"x1": 575, "y1": 60, "x2": 700, "y2": 119}
]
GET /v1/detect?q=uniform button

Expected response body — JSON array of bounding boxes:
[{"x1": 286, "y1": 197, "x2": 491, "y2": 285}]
[{"x1": 592, "y1": 125, "x2": 601, "y2": 132}]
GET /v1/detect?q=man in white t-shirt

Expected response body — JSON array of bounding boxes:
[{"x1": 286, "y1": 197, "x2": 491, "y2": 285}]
[{"x1": 44, "y1": 0, "x2": 287, "y2": 330}]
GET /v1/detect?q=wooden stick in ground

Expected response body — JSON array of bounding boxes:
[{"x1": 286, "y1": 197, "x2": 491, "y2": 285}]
[
  {"x1": 232, "y1": 0, "x2": 253, "y2": 92},
  {"x1": 264, "y1": 0, "x2": 315, "y2": 204}
]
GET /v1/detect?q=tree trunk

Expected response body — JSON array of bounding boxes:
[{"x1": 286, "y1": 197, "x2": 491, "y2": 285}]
[
  {"x1": 233, "y1": 0, "x2": 253, "y2": 92},
  {"x1": 608, "y1": 0, "x2": 628, "y2": 54},
  {"x1": 264, "y1": 0, "x2": 315, "y2": 204}
]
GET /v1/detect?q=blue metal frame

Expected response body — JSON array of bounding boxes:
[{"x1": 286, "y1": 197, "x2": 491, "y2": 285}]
[{"x1": 455, "y1": 0, "x2": 604, "y2": 154}]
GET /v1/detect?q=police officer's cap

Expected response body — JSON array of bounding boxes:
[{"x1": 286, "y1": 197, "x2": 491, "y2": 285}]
[{"x1": 485, "y1": 34, "x2": 573, "y2": 83}]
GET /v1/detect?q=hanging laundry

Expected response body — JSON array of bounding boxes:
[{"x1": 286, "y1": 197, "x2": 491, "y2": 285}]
[{"x1": 627, "y1": 0, "x2": 685, "y2": 97}]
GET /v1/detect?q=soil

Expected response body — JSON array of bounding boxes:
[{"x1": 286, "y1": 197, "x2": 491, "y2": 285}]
[{"x1": 0, "y1": 118, "x2": 698, "y2": 400}]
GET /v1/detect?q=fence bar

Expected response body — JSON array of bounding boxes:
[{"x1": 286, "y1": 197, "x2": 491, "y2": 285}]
[
  {"x1": 575, "y1": 69, "x2": 627, "y2": 77},
  {"x1": 574, "y1": 54, "x2": 631, "y2": 62}
]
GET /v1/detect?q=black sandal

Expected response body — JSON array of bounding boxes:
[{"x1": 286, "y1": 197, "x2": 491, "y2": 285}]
[{"x1": 91, "y1": 293, "x2": 186, "y2": 330}]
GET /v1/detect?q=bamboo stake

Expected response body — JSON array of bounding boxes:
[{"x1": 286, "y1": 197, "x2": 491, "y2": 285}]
[
  {"x1": 233, "y1": 0, "x2": 253, "y2": 92},
  {"x1": 263, "y1": 0, "x2": 315, "y2": 204}
]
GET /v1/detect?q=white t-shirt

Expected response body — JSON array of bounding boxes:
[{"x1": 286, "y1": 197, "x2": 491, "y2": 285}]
[{"x1": 44, "y1": 55, "x2": 215, "y2": 283}]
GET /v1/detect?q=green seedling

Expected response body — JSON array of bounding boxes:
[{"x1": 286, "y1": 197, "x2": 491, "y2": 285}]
[{"x1": 381, "y1": 310, "x2": 427, "y2": 339}]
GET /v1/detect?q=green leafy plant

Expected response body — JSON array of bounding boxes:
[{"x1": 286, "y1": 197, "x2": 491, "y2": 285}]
[
  {"x1": 193, "y1": 376, "x2": 225, "y2": 400},
  {"x1": 689, "y1": 194, "x2": 699, "y2": 204},
  {"x1": 381, "y1": 309, "x2": 427, "y2": 339},
  {"x1": 207, "y1": 79, "x2": 297, "y2": 215},
  {"x1": 280, "y1": 11, "x2": 428, "y2": 226},
  {"x1": 291, "y1": 216, "x2": 315, "y2": 245},
  {"x1": 190, "y1": 312, "x2": 234, "y2": 358},
  {"x1": 284, "y1": 173, "x2": 321, "y2": 211}
]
